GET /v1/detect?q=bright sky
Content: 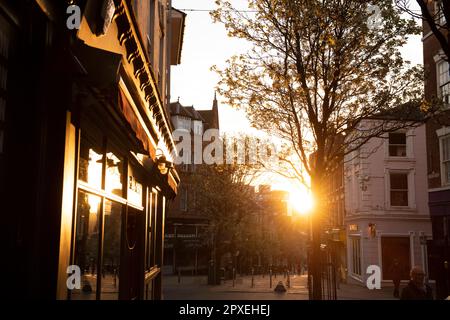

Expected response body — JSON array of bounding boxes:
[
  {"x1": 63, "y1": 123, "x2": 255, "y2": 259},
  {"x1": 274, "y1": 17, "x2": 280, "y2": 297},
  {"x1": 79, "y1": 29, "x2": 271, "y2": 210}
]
[{"x1": 170, "y1": 0, "x2": 423, "y2": 198}]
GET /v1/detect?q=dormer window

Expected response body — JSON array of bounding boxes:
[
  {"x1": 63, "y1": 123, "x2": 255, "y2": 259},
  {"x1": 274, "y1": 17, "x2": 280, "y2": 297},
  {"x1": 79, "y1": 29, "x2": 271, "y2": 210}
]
[{"x1": 389, "y1": 132, "x2": 407, "y2": 157}]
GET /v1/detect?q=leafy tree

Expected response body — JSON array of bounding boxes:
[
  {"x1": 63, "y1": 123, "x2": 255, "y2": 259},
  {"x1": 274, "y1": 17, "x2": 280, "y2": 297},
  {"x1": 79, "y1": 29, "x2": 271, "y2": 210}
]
[
  {"x1": 211, "y1": 0, "x2": 434, "y2": 298},
  {"x1": 396, "y1": 0, "x2": 449, "y2": 61},
  {"x1": 192, "y1": 162, "x2": 259, "y2": 284}
]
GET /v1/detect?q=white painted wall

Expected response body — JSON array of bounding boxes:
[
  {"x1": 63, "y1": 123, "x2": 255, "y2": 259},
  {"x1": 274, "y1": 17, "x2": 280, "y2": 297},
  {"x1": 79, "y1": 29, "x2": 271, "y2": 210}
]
[{"x1": 344, "y1": 120, "x2": 432, "y2": 284}]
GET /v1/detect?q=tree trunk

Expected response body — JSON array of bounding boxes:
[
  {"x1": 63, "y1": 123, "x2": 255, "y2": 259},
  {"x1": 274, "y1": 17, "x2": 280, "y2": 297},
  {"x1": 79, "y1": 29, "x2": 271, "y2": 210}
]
[{"x1": 310, "y1": 175, "x2": 325, "y2": 300}]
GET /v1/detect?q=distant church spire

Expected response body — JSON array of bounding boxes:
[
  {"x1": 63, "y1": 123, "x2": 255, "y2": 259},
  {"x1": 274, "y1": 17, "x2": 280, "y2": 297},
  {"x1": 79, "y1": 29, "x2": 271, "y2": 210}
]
[{"x1": 213, "y1": 91, "x2": 218, "y2": 109}]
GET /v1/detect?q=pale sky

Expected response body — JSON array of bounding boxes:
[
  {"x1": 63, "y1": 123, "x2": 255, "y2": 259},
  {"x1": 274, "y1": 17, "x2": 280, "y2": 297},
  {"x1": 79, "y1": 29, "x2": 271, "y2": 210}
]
[{"x1": 170, "y1": 0, "x2": 423, "y2": 194}]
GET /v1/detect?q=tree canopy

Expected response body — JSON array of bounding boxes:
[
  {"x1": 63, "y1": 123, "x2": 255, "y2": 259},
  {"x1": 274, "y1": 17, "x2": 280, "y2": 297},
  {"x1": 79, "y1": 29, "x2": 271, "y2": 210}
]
[{"x1": 212, "y1": 0, "x2": 430, "y2": 185}]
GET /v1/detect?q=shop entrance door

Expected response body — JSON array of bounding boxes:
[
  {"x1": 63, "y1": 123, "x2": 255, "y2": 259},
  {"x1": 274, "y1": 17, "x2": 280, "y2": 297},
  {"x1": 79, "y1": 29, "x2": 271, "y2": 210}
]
[
  {"x1": 120, "y1": 206, "x2": 142, "y2": 299},
  {"x1": 381, "y1": 236, "x2": 410, "y2": 280}
]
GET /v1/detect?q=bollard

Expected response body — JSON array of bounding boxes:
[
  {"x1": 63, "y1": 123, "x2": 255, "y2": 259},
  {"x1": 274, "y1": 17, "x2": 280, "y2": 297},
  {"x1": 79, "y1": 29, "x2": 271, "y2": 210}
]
[
  {"x1": 270, "y1": 269, "x2": 272, "y2": 288},
  {"x1": 232, "y1": 268, "x2": 235, "y2": 287},
  {"x1": 251, "y1": 268, "x2": 254, "y2": 288},
  {"x1": 178, "y1": 269, "x2": 181, "y2": 284},
  {"x1": 287, "y1": 271, "x2": 290, "y2": 288}
]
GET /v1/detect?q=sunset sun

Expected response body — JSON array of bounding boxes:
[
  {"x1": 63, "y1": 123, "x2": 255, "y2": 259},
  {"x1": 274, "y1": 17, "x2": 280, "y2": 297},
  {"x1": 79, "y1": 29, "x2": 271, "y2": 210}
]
[{"x1": 288, "y1": 186, "x2": 314, "y2": 215}]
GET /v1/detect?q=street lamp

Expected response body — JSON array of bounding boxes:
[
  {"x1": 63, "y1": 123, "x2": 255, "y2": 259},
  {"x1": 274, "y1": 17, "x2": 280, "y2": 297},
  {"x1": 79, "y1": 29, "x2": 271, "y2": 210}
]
[{"x1": 155, "y1": 153, "x2": 173, "y2": 175}]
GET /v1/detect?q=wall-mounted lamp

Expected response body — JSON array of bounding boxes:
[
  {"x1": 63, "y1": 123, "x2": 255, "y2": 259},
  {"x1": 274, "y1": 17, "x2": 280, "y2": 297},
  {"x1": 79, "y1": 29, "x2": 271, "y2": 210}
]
[
  {"x1": 156, "y1": 155, "x2": 173, "y2": 175},
  {"x1": 368, "y1": 223, "x2": 376, "y2": 239}
]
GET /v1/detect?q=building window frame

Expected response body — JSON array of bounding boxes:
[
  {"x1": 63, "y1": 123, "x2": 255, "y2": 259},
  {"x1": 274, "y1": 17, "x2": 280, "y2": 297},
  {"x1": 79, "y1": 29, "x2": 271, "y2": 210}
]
[
  {"x1": 70, "y1": 130, "x2": 147, "y2": 300},
  {"x1": 386, "y1": 170, "x2": 415, "y2": 209},
  {"x1": 437, "y1": 127, "x2": 450, "y2": 187},
  {"x1": 350, "y1": 236, "x2": 362, "y2": 276},
  {"x1": 434, "y1": 0, "x2": 447, "y2": 26},
  {"x1": 180, "y1": 185, "x2": 188, "y2": 212},
  {"x1": 436, "y1": 58, "x2": 450, "y2": 106},
  {"x1": 388, "y1": 131, "x2": 407, "y2": 157}
]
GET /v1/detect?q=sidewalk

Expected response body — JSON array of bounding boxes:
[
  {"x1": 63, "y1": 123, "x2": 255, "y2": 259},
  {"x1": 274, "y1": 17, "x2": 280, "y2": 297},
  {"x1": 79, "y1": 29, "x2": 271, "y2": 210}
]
[{"x1": 162, "y1": 273, "x2": 398, "y2": 300}]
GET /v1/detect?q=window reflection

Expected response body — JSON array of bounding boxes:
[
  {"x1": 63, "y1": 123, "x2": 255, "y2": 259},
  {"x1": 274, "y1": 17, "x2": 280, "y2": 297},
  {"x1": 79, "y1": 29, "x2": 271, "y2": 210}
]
[
  {"x1": 128, "y1": 174, "x2": 143, "y2": 207},
  {"x1": 101, "y1": 200, "x2": 122, "y2": 300},
  {"x1": 105, "y1": 152, "x2": 123, "y2": 196},
  {"x1": 72, "y1": 190, "x2": 101, "y2": 300},
  {"x1": 79, "y1": 137, "x2": 103, "y2": 189}
]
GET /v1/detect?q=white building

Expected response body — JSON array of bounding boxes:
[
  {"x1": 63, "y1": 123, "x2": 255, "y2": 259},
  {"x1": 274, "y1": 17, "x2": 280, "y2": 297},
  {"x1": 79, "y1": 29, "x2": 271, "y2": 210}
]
[{"x1": 344, "y1": 120, "x2": 432, "y2": 285}]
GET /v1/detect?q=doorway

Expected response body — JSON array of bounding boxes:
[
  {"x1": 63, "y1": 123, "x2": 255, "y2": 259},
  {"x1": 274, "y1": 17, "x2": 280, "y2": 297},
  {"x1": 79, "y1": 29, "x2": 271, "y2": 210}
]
[{"x1": 381, "y1": 236, "x2": 410, "y2": 280}]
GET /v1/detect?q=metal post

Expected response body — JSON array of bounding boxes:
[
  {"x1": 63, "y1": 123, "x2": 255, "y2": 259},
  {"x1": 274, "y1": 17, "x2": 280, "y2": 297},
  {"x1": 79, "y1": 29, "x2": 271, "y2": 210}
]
[
  {"x1": 178, "y1": 269, "x2": 181, "y2": 284},
  {"x1": 251, "y1": 268, "x2": 254, "y2": 288},
  {"x1": 287, "y1": 271, "x2": 290, "y2": 288},
  {"x1": 232, "y1": 268, "x2": 235, "y2": 287},
  {"x1": 270, "y1": 269, "x2": 272, "y2": 288}
]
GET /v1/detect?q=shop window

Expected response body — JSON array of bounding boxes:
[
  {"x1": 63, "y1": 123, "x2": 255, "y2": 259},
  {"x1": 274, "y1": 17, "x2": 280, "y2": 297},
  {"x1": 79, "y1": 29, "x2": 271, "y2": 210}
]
[
  {"x1": 72, "y1": 190, "x2": 101, "y2": 300},
  {"x1": 105, "y1": 151, "x2": 123, "y2": 197},
  {"x1": 145, "y1": 281, "x2": 154, "y2": 300},
  {"x1": 128, "y1": 173, "x2": 143, "y2": 207},
  {"x1": 146, "y1": 190, "x2": 158, "y2": 270},
  {"x1": 79, "y1": 136, "x2": 104, "y2": 190},
  {"x1": 101, "y1": 199, "x2": 122, "y2": 300}
]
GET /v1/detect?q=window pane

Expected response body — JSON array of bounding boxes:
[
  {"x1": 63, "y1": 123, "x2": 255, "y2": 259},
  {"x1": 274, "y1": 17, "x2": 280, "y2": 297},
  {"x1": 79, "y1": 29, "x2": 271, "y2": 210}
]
[
  {"x1": 389, "y1": 133, "x2": 406, "y2": 145},
  {"x1": 101, "y1": 200, "x2": 122, "y2": 300},
  {"x1": 445, "y1": 162, "x2": 450, "y2": 184},
  {"x1": 149, "y1": 192, "x2": 158, "y2": 268},
  {"x1": 145, "y1": 281, "x2": 154, "y2": 300},
  {"x1": 72, "y1": 190, "x2": 101, "y2": 300},
  {"x1": 443, "y1": 137, "x2": 450, "y2": 161},
  {"x1": 391, "y1": 191, "x2": 408, "y2": 206},
  {"x1": 389, "y1": 146, "x2": 406, "y2": 157},
  {"x1": 79, "y1": 136, "x2": 103, "y2": 189},
  {"x1": 390, "y1": 174, "x2": 408, "y2": 189},
  {"x1": 146, "y1": 192, "x2": 154, "y2": 270},
  {"x1": 105, "y1": 151, "x2": 123, "y2": 197},
  {"x1": 128, "y1": 173, "x2": 143, "y2": 207}
]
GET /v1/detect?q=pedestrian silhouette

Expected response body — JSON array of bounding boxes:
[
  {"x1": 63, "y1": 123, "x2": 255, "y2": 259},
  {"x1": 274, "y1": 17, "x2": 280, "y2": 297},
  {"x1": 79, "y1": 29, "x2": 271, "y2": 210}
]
[
  {"x1": 389, "y1": 259, "x2": 402, "y2": 298},
  {"x1": 400, "y1": 266, "x2": 433, "y2": 300}
]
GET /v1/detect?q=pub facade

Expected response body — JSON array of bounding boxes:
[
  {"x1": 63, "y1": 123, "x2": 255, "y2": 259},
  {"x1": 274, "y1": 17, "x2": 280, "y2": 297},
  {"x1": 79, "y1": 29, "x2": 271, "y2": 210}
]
[{"x1": 0, "y1": 0, "x2": 185, "y2": 299}]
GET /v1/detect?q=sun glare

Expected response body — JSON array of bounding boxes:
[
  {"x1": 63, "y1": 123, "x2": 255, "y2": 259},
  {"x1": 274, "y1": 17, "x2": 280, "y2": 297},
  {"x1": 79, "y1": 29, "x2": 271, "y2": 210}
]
[{"x1": 289, "y1": 187, "x2": 314, "y2": 215}]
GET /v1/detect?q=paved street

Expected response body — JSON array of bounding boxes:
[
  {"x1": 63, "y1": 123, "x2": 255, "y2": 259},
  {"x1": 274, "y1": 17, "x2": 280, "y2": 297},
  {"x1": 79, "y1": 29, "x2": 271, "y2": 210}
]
[{"x1": 162, "y1": 273, "x2": 399, "y2": 300}]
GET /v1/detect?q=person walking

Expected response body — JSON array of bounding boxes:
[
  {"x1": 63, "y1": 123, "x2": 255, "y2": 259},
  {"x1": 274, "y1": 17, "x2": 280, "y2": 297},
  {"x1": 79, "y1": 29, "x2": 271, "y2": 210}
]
[
  {"x1": 400, "y1": 266, "x2": 433, "y2": 300},
  {"x1": 389, "y1": 259, "x2": 402, "y2": 298}
]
